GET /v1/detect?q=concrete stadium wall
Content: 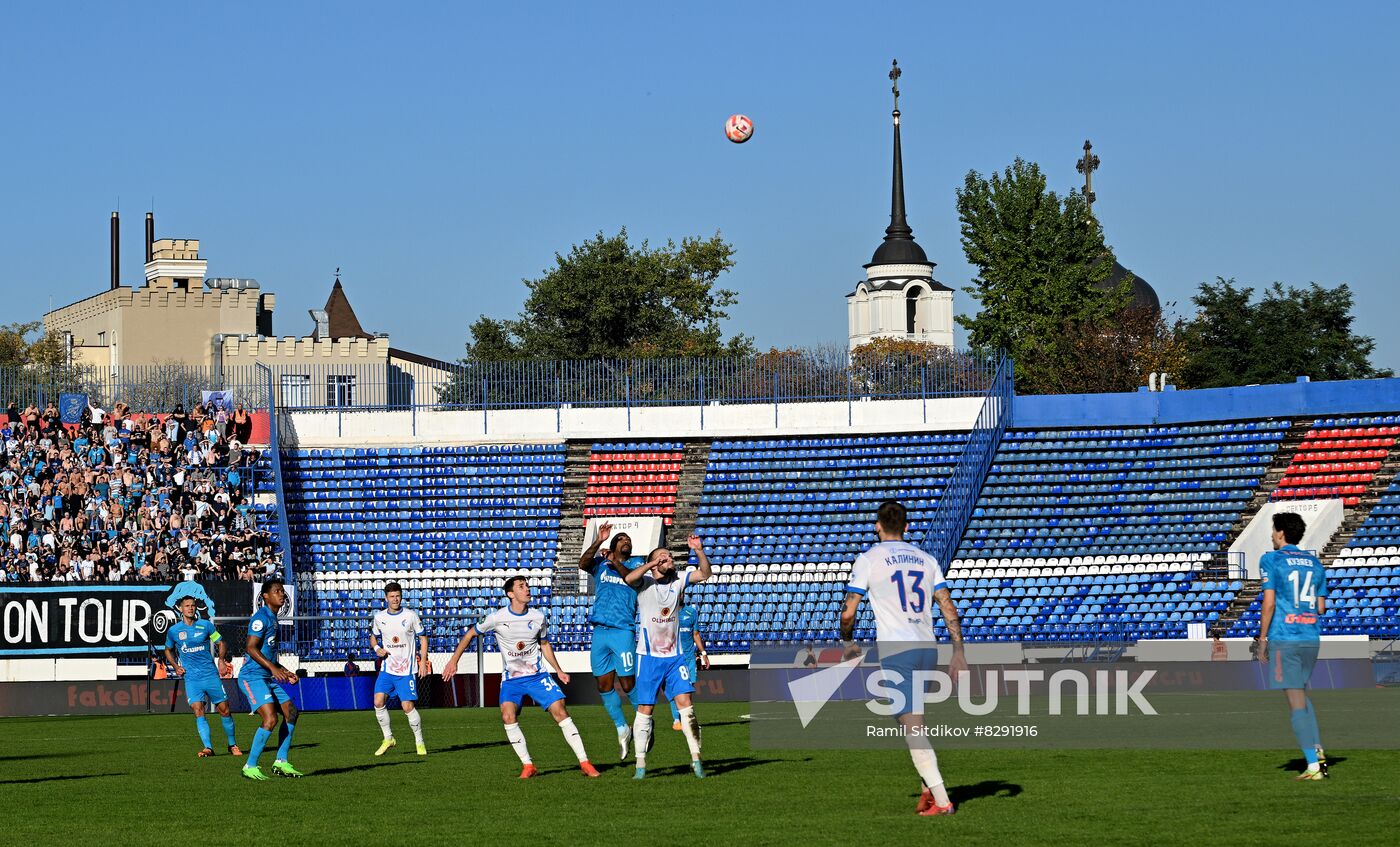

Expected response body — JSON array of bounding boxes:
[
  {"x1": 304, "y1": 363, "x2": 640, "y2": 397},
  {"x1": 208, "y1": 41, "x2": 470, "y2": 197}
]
[
  {"x1": 280, "y1": 396, "x2": 986, "y2": 446},
  {"x1": 1016, "y1": 376, "x2": 1400, "y2": 428}
]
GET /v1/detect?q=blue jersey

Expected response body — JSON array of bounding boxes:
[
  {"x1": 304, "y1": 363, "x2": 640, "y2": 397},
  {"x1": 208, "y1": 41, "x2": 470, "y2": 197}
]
[
  {"x1": 678, "y1": 605, "x2": 699, "y2": 657},
  {"x1": 584, "y1": 555, "x2": 642, "y2": 630},
  {"x1": 166, "y1": 619, "x2": 222, "y2": 682},
  {"x1": 238, "y1": 606, "x2": 281, "y2": 679},
  {"x1": 1261, "y1": 545, "x2": 1327, "y2": 642}
]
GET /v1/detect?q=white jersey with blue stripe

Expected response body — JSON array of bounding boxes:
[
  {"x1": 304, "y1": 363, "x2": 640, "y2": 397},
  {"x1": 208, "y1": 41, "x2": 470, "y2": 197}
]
[
  {"x1": 476, "y1": 606, "x2": 548, "y2": 680},
  {"x1": 635, "y1": 572, "x2": 691, "y2": 658},
  {"x1": 847, "y1": 540, "x2": 946, "y2": 644}
]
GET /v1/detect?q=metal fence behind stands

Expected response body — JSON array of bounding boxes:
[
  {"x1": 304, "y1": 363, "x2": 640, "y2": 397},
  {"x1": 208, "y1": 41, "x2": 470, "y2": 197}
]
[{"x1": 0, "y1": 348, "x2": 999, "y2": 414}]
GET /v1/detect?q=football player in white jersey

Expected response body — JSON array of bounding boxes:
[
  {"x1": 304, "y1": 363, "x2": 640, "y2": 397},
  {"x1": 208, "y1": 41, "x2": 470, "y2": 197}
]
[
  {"x1": 370, "y1": 581, "x2": 431, "y2": 756},
  {"x1": 442, "y1": 576, "x2": 600, "y2": 779},
  {"x1": 839, "y1": 501, "x2": 967, "y2": 817},
  {"x1": 623, "y1": 534, "x2": 712, "y2": 779}
]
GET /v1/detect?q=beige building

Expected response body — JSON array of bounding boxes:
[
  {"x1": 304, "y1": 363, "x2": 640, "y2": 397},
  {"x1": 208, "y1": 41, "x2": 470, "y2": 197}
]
[
  {"x1": 45, "y1": 233, "x2": 273, "y2": 369},
  {"x1": 43, "y1": 214, "x2": 453, "y2": 408}
]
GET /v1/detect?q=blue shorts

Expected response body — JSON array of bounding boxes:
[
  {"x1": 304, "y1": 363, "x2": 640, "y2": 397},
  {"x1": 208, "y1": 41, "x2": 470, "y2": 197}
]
[
  {"x1": 500, "y1": 672, "x2": 565, "y2": 710},
  {"x1": 667, "y1": 658, "x2": 698, "y2": 703},
  {"x1": 374, "y1": 671, "x2": 419, "y2": 703},
  {"x1": 634, "y1": 654, "x2": 694, "y2": 706},
  {"x1": 239, "y1": 676, "x2": 290, "y2": 712},
  {"x1": 590, "y1": 625, "x2": 637, "y2": 678},
  {"x1": 1268, "y1": 642, "x2": 1320, "y2": 690},
  {"x1": 877, "y1": 648, "x2": 939, "y2": 716},
  {"x1": 183, "y1": 677, "x2": 228, "y2": 707}
]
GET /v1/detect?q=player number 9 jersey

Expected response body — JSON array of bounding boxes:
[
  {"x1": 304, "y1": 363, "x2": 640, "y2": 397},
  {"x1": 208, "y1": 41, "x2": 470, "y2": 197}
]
[{"x1": 372, "y1": 608, "x2": 423, "y2": 676}]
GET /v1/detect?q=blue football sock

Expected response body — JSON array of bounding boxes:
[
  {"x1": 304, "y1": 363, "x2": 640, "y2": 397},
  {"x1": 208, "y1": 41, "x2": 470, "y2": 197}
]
[
  {"x1": 195, "y1": 715, "x2": 212, "y2": 749},
  {"x1": 601, "y1": 689, "x2": 627, "y2": 729},
  {"x1": 1290, "y1": 708, "x2": 1319, "y2": 764},
  {"x1": 221, "y1": 716, "x2": 237, "y2": 747},
  {"x1": 248, "y1": 727, "x2": 272, "y2": 765},
  {"x1": 668, "y1": 697, "x2": 681, "y2": 723},
  {"x1": 276, "y1": 722, "x2": 296, "y2": 761},
  {"x1": 1305, "y1": 699, "x2": 1322, "y2": 753}
]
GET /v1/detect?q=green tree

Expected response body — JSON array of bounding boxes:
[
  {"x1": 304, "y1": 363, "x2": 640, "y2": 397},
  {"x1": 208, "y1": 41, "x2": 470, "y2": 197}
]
[
  {"x1": 955, "y1": 159, "x2": 1129, "y2": 393},
  {"x1": 0, "y1": 321, "x2": 66, "y2": 369},
  {"x1": 1178, "y1": 278, "x2": 1392, "y2": 388},
  {"x1": 463, "y1": 228, "x2": 753, "y2": 361}
]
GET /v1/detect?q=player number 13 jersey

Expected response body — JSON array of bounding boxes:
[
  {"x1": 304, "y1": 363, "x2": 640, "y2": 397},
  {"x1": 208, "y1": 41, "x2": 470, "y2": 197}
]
[{"x1": 847, "y1": 541, "x2": 948, "y2": 643}]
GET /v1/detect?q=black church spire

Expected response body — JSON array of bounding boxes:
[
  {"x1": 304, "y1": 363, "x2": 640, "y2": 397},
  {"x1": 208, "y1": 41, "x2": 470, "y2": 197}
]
[{"x1": 868, "y1": 59, "x2": 932, "y2": 268}]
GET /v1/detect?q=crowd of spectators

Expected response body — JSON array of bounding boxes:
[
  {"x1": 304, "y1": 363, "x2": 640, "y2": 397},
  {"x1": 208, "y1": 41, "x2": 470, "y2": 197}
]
[{"x1": 1, "y1": 397, "x2": 279, "y2": 583}]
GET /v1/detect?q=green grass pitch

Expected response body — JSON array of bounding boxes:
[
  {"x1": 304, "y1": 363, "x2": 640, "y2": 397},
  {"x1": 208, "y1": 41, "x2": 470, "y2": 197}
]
[{"x1": 4, "y1": 702, "x2": 1397, "y2": 845}]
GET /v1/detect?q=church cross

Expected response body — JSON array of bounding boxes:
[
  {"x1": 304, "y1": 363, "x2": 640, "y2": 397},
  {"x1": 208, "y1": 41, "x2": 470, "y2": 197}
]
[{"x1": 1076, "y1": 139, "x2": 1100, "y2": 210}]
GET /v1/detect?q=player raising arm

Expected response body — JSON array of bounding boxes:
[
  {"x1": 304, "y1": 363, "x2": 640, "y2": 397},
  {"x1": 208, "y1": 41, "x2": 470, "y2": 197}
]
[
  {"x1": 578, "y1": 521, "x2": 644, "y2": 759},
  {"x1": 370, "y1": 581, "x2": 432, "y2": 756},
  {"x1": 163, "y1": 596, "x2": 241, "y2": 758},
  {"x1": 624, "y1": 534, "x2": 712, "y2": 779},
  {"x1": 237, "y1": 579, "x2": 303, "y2": 780},
  {"x1": 839, "y1": 501, "x2": 966, "y2": 817},
  {"x1": 443, "y1": 576, "x2": 600, "y2": 779}
]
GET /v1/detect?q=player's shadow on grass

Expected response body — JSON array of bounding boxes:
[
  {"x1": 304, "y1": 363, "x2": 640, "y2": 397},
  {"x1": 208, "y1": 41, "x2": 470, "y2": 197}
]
[
  {"x1": 436, "y1": 740, "x2": 506, "y2": 754},
  {"x1": 0, "y1": 752, "x2": 90, "y2": 762},
  {"x1": 0, "y1": 772, "x2": 124, "y2": 784},
  {"x1": 945, "y1": 780, "x2": 1023, "y2": 806},
  {"x1": 310, "y1": 760, "x2": 424, "y2": 777},
  {"x1": 646, "y1": 756, "x2": 802, "y2": 777},
  {"x1": 1278, "y1": 756, "x2": 1346, "y2": 773}
]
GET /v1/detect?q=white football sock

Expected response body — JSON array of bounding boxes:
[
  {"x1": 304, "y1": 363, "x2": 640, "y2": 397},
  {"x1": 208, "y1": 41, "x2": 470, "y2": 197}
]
[
  {"x1": 374, "y1": 706, "x2": 392, "y2": 739},
  {"x1": 910, "y1": 746, "x2": 950, "y2": 806},
  {"x1": 504, "y1": 721, "x2": 531, "y2": 765},
  {"x1": 633, "y1": 713, "x2": 653, "y2": 768},
  {"x1": 406, "y1": 708, "x2": 424, "y2": 745},
  {"x1": 557, "y1": 717, "x2": 589, "y2": 763},
  {"x1": 678, "y1": 705, "x2": 702, "y2": 760}
]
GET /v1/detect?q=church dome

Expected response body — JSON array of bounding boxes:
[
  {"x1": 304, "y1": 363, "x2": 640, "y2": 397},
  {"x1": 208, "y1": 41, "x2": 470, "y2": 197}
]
[{"x1": 1097, "y1": 259, "x2": 1160, "y2": 313}]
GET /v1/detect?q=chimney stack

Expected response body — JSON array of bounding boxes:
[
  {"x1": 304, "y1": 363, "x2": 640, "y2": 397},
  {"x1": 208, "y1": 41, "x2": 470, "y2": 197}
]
[
  {"x1": 110, "y1": 211, "x2": 120, "y2": 290},
  {"x1": 145, "y1": 211, "x2": 154, "y2": 263}
]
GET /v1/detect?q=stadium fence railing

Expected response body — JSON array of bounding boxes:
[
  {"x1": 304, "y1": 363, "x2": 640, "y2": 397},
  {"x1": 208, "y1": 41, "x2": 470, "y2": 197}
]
[
  {"x1": 0, "y1": 348, "x2": 1000, "y2": 414},
  {"x1": 921, "y1": 351, "x2": 1013, "y2": 566}
]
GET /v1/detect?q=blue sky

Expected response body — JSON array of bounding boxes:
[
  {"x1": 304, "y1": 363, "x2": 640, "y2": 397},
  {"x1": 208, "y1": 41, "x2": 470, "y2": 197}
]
[{"x1": 4, "y1": 2, "x2": 1398, "y2": 370}]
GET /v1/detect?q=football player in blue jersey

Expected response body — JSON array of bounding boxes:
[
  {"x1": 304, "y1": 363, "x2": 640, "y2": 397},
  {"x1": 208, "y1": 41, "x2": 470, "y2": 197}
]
[
  {"x1": 163, "y1": 596, "x2": 240, "y2": 758},
  {"x1": 237, "y1": 579, "x2": 303, "y2": 780},
  {"x1": 1257, "y1": 511, "x2": 1329, "y2": 780},
  {"x1": 579, "y1": 522, "x2": 644, "y2": 759},
  {"x1": 667, "y1": 604, "x2": 709, "y2": 731}
]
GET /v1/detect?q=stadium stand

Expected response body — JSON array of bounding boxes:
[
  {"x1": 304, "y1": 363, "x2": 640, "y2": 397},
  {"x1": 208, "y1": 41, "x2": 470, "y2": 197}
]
[
  {"x1": 583, "y1": 441, "x2": 684, "y2": 525},
  {"x1": 281, "y1": 416, "x2": 1400, "y2": 658},
  {"x1": 0, "y1": 400, "x2": 276, "y2": 583},
  {"x1": 280, "y1": 444, "x2": 565, "y2": 659},
  {"x1": 1271, "y1": 415, "x2": 1400, "y2": 506}
]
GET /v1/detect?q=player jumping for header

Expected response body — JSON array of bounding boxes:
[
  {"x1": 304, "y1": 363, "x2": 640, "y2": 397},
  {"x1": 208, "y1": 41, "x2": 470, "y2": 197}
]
[
  {"x1": 238, "y1": 578, "x2": 303, "y2": 780},
  {"x1": 442, "y1": 576, "x2": 600, "y2": 779},
  {"x1": 163, "y1": 596, "x2": 241, "y2": 758},
  {"x1": 371, "y1": 581, "x2": 431, "y2": 756},
  {"x1": 1257, "y1": 511, "x2": 1330, "y2": 780},
  {"x1": 624, "y1": 534, "x2": 712, "y2": 779},
  {"x1": 840, "y1": 500, "x2": 968, "y2": 816},
  {"x1": 579, "y1": 522, "x2": 645, "y2": 759}
]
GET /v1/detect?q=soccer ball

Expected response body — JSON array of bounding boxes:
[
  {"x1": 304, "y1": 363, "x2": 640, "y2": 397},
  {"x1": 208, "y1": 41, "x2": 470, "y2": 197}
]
[{"x1": 725, "y1": 114, "x2": 754, "y2": 144}]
